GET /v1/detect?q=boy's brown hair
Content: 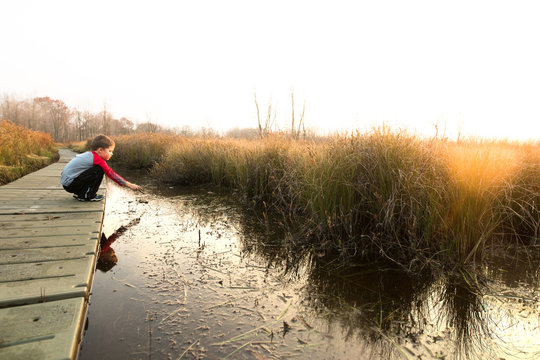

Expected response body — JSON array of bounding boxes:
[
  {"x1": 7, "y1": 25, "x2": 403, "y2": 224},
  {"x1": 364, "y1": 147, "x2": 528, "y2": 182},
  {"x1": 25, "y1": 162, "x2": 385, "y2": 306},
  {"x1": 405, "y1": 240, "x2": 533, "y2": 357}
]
[{"x1": 91, "y1": 134, "x2": 115, "y2": 151}]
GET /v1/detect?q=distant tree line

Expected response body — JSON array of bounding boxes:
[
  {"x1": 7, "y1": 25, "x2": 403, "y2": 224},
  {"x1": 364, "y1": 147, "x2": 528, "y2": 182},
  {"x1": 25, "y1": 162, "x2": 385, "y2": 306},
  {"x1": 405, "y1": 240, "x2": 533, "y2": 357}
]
[
  {"x1": 2, "y1": 93, "x2": 318, "y2": 142},
  {"x1": 0, "y1": 94, "x2": 169, "y2": 142}
]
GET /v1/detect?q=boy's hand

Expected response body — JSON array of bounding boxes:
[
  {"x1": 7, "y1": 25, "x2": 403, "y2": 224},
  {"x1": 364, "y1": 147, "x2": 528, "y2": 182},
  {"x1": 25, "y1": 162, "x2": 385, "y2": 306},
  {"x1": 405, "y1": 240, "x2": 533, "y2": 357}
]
[{"x1": 126, "y1": 181, "x2": 143, "y2": 193}]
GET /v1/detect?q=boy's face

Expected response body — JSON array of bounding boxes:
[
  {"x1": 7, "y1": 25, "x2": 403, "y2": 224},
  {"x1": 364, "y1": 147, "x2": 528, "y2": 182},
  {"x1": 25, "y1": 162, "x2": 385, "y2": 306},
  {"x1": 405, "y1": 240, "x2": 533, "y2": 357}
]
[{"x1": 96, "y1": 146, "x2": 114, "y2": 161}]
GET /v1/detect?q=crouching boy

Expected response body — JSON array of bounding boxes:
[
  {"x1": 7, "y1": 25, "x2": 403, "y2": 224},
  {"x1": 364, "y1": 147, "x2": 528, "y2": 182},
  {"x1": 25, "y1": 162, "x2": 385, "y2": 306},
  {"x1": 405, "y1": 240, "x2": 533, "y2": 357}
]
[{"x1": 61, "y1": 134, "x2": 141, "y2": 201}]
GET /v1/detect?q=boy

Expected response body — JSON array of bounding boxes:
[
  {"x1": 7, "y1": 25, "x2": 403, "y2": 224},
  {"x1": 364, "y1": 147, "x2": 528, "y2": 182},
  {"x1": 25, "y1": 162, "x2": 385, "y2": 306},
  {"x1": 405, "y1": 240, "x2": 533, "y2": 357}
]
[{"x1": 61, "y1": 134, "x2": 141, "y2": 201}]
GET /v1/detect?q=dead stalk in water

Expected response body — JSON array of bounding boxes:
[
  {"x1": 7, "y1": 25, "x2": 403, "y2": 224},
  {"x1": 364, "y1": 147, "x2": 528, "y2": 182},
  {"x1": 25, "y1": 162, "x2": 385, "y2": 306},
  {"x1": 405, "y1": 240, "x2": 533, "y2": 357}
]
[
  {"x1": 200, "y1": 263, "x2": 224, "y2": 273},
  {"x1": 146, "y1": 310, "x2": 153, "y2": 360},
  {"x1": 207, "y1": 293, "x2": 252, "y2": 309},
  {"x1": 223, "y1": 341, "x2": 251, "y2": 359},
  {"x1": 177, "y1": 338, "x2": 200, "y2": 360}
]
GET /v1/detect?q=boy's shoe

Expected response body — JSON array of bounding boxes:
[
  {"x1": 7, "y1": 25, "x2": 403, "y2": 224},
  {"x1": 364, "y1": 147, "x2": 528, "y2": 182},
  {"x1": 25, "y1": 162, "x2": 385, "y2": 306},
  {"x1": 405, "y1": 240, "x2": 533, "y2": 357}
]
[{"x1": 73, "y1": 194, "x2": 104, "y2": 202}]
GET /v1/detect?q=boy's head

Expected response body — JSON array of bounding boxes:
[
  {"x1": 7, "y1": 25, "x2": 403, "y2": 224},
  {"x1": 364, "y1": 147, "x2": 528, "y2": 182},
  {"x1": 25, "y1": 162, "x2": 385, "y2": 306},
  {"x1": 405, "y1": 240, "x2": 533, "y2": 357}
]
[
  {"x1": 91, "y1": 134, "x2": 115, "y2": 151},
  {"x1": 91, "y1": 134, "x2": 115, "y2": 161},
  {"x1": 97, "y1": 247, "x2": 118, "y2": 272}
]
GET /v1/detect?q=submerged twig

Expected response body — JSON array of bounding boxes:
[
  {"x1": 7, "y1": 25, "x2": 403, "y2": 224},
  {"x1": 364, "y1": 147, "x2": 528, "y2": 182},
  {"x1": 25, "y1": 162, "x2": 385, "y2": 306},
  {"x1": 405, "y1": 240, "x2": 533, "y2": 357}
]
[
  {"x1": 112, "y1": 276, "x2": 137, "y2": 288},
  {"x1": 295, "y1": 315, "x2": 313, "y2": 330},
  {"x1": 224, "y1": 341, "x2": 251, "y2": 359},
  {"x1": 200, "y1": 264, "x2": 224, "y2": 273},
  {"x1": 160, "y1": 306, "x2": 184, "y2": 324},
  {"x1": 207, "y1": 293, "x2": 252, "y2": 310},
  {"x1": 177, "y1": 338, "x2": 200, "y2": 360}
]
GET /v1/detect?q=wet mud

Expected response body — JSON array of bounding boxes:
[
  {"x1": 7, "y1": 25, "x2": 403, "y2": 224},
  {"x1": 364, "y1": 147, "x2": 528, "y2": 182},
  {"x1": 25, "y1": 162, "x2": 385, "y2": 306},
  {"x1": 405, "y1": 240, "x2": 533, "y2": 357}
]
[{"x1": 79, "y1": 173, "x2": 540, "y2": 360}]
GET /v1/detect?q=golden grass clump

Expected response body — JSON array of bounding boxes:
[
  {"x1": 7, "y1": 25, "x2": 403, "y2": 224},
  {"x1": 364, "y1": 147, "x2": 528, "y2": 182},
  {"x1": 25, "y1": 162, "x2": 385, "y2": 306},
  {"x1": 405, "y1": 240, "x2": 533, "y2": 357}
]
[
  {"x1": 110, "y1": 133, "x2": 181, "y2": 169},
  {"x1": 67, "y1": 141, "x2": 88, "y2": 153},
  {"x1": 443, "y1": 142, "x2": 521, "y2": 260},
  {"x1": 498, "y1": 144, "x2": 540, "y2": 244},
  {"x1": 0, "y1": 120, "x2": 58, "y2": 184},
  {"x1": 299, "y1": 130, "x2": 450, "y2": 263}
]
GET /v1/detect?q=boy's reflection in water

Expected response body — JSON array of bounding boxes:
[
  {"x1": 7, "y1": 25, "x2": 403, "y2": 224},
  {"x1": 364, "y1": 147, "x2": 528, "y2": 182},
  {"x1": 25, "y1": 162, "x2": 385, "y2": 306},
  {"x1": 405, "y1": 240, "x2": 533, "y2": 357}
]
[
  {"x1": 96, "y1": 217, "x2": 141, "y2": 272},
  {"x1": 96, "y1": 243, "x2": 117, "y2": 272}
]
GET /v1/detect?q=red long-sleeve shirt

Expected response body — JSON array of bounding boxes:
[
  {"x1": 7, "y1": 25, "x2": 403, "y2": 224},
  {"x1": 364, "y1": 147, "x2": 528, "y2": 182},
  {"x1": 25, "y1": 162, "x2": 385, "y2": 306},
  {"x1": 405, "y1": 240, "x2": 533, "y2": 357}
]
[{"x1": 61, "y1": 151, "x2": 126, "y2": 187}]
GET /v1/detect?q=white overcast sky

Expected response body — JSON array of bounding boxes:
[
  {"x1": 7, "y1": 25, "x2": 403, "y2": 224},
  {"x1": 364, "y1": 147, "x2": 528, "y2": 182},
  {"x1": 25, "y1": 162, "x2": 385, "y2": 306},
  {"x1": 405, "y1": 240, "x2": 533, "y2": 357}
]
[{"x1": 1, "y1": 0, "x2": 539, "y2": 139}]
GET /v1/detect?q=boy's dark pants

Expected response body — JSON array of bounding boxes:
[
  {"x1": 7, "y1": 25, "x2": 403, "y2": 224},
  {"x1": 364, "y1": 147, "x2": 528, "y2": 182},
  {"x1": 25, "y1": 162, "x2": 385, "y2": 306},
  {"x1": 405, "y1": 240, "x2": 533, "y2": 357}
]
[{"x1": 63, "y1": 166, "x2": 104, "y2": 199}]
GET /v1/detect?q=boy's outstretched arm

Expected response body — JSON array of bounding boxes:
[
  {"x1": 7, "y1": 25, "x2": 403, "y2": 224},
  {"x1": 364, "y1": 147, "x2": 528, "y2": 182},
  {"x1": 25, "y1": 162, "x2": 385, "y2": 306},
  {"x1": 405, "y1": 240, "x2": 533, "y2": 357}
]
[{"x1": 125, "y1": 181, "x2": 143, "y2": 192}]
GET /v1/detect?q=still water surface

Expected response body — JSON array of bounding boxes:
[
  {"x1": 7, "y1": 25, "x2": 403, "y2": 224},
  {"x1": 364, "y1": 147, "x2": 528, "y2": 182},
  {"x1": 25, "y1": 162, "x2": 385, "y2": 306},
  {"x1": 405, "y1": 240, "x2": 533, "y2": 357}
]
[{"x1": 79, "y1": 174, "x2": 539, "y2": 360}]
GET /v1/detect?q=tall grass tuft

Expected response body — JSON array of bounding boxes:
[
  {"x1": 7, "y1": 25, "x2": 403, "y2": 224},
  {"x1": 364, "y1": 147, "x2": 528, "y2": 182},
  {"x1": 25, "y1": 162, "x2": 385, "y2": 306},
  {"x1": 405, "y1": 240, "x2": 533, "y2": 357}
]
[
  {"x1": 443, "y1": 142, "x2": 519, "y2": 261},
  {"x1": 0, "y1": 120, "x2": 58, "y2": 184},
  {"x1": 110, "y1": 133, "x2": 180, "y2": 169},
  {"x1": 297, "y1": 129, "x2": 450, "y2": 265},
  {"x1": 499, "y1": 144, "x2": 540, "y2": 245}
]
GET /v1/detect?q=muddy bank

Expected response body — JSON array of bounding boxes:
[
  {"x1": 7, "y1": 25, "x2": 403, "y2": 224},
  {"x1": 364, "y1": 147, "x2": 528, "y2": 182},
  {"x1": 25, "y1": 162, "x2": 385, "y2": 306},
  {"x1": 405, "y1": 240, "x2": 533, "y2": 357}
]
[{"x1": 79, "y1": 174, "x2": 540, "y2": 360}]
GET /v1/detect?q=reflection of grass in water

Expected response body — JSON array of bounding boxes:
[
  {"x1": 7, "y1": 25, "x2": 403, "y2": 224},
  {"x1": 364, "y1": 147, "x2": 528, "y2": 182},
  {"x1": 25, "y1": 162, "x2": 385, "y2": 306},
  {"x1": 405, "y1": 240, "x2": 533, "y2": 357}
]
[
  {"x1": 304, "y1": 262, "x2": 496, "y2": 360},
  {"x1": 231, "y1": 193, "x2": 504, "y2": 359},
  {"x1": 439, "y1": 271, "x2": 490, "y2": 360},
  {"x1": 305, "y1": 261, "x2": 434, "y2": 350},
  {"x1": 241, "y1": 229, "x2": 496, "y2": 360},
  {"x1": 194, "y1": 188, "x2": 539, "y2": 360}
]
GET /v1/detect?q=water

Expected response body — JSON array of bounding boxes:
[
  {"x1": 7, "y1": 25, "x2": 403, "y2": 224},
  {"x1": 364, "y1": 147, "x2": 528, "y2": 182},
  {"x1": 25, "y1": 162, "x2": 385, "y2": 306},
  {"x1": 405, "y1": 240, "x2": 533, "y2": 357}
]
[{"x1": 79, "y1": 173, "x2": 540, "y2": 360}]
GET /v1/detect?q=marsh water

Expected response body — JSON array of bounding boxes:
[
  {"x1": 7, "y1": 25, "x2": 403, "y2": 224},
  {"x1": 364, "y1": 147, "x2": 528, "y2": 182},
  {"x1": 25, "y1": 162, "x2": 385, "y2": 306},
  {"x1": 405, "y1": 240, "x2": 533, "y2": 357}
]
[{"x1": 79, "y1": 171, "x2": 539, "y2": 360}]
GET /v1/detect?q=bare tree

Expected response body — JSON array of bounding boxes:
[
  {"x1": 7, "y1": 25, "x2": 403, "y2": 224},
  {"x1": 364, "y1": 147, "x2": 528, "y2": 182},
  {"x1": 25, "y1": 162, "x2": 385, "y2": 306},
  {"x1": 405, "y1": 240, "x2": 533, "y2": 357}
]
[
  {"x1": 117, "y1": 117, "x2": 135, "y2": 135},
  {"x1": 74, "y1": 110, "x2": 84, "y2": 141},
  {"x1": 254, "y1": 92, "x2": 275, "y2": 138},
  {"x1": 32, "y1": 97, "x2": 71, "y2": 141},
  {"x1": 48, "y1": 98, "x2": 71, "y2": 141},
  {"x1": 178, "y1": 124, "x2": 194, "y2": 137},
  {"x1": 1, "y1": 94, "x2": 173, "y2": 141},
  {"x1": 290, "y1": 91, "x2": 306, "y2": 140},
  {"x1": 101, "y1": 103, "x2": 111, "y2": 135},
  {"x1": 137, "y1": 121, "x2": 162, "y2": 133},
  {"x1": 1, "y1": 94, "x2": 21, "y2": 124}
]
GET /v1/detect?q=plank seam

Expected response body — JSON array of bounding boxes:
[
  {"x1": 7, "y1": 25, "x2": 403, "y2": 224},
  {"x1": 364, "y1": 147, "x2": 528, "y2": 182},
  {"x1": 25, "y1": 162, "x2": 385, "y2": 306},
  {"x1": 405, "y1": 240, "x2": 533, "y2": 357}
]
[{"x1": 0, "y1": 274, "x2": 76, "y2": 284}]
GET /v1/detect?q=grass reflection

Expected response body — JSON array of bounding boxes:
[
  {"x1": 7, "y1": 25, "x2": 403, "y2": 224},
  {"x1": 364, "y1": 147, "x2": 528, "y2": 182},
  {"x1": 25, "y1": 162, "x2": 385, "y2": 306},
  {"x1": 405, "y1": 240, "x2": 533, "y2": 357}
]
[{"x1": 238, "y1": 220, "x2": 537, "y2": 359}]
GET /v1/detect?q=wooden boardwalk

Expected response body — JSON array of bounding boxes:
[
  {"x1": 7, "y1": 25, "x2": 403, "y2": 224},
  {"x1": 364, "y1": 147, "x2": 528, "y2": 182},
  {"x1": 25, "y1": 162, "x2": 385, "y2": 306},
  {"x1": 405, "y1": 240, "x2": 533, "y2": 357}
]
[{"x1": 0, "y1": 149, "x2": 105, "y2": 359}]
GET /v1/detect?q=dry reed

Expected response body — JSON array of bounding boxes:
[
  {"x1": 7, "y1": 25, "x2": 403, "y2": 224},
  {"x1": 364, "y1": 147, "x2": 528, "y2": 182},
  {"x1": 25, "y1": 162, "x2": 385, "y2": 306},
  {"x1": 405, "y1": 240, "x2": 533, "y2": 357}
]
[{"x1": 0, "y1": 120, "x2": 58, "y2": 184}]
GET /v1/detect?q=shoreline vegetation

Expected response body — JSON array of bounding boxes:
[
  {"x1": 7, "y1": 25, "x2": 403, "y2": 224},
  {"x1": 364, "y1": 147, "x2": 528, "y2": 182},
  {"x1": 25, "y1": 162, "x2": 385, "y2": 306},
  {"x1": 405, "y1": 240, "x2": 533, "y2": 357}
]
[
  {"x1": 0, "y1": 120, "x2": 58, "y2": 185},
  {"x1": 104, "y1": 131, "x2": 539, "y2": 271},
  {"x1": 2, "y1": 115, "x2": 538, "y2": 271}
]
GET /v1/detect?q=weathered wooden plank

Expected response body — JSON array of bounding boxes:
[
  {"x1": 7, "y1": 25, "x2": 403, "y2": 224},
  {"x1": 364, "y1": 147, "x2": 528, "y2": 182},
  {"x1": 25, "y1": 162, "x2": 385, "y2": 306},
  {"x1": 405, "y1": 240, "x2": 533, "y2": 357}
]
[
  {"x1": 0, "y1": 192, "x2": 105, "y2": 202},
  {"x1": 0, "y1": 257, "x2": 93, "y2": 282},
  {"x1": 0, "y1": 298, "x2": 86, "y2": 360},
  {"x1": 0, "y1": 189, "x2": 62, "y2": 196},
  {"x1": 0, "y1": 258, "x2": 95, "y2": 306},
  {"x1": 0, "y1": 245, "x2": 96, "y2": 265},
  {"x1": 0, "y1": 201, "x2": 105, "y2": 215},
  {"x1": 0, "y1": 219, "x2": 102, "y2": 230},
  {"x1": 0, "y1": 199, "x2": 105, "y2": 206},
  {"x1": 0, "y1": 222, "x2": 100, "y2": 230},
  {"x1": 0, "y1": 212, "x2": 102, "y2": 223},
  {"x1": 0, "y1": 234, "x2": 99, "y2": 251},
  {"x1": 0, "y1": 182, "x2": 57, "y2": 189},
  {"x1": 0, "y1": 183, "x2": 105, "y2": 190},
  {"x1": 0, "y1": 225, "x2": 101, "y2": 239}
]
